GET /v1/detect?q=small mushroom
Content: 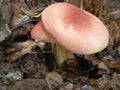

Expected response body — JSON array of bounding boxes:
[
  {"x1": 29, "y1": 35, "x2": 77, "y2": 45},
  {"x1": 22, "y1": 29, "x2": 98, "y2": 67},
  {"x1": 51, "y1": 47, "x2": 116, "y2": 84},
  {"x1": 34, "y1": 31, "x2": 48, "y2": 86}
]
[
  {"x1": 41, "y1": 2, "x2": 109, "y2": 55},
  {"x1": 31, "y1": 20, "x2": 53, "y2": 42}
]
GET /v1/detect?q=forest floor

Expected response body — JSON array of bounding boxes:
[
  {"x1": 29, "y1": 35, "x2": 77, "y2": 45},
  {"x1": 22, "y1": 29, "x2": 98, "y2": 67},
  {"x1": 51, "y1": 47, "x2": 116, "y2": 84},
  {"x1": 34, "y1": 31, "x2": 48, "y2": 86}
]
[{"x1": 0, "y1": 0, "x2": 120, "y2": 90}]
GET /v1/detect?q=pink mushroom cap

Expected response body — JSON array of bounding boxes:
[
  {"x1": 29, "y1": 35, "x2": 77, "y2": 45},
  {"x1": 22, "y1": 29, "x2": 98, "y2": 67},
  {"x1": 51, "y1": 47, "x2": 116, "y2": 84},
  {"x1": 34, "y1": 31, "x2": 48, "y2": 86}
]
[
  {"x1": 31, "y1": 20, "x2": 52, "y2": 42},
  {"x1": 40, "y1": 3, "x2": 109, "y2": 55}
]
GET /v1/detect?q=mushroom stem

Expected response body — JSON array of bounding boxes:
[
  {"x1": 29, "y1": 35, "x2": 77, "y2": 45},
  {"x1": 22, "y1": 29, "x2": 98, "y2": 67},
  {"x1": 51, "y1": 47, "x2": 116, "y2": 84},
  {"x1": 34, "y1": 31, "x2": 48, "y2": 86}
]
[{"x1": 54, "y1": 43, "x2": 75, "y2": 68}]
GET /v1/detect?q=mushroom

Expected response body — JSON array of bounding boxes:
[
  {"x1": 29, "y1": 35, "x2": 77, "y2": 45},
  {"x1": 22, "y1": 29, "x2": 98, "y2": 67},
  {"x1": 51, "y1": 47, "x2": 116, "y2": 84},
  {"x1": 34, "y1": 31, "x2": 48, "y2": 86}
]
[
  {"x1": 31, "y1": 2, "x2": 109, "y2": 68},
  {"x1": 41, "y1": 2, "x2": 109, "y2": 55}
]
